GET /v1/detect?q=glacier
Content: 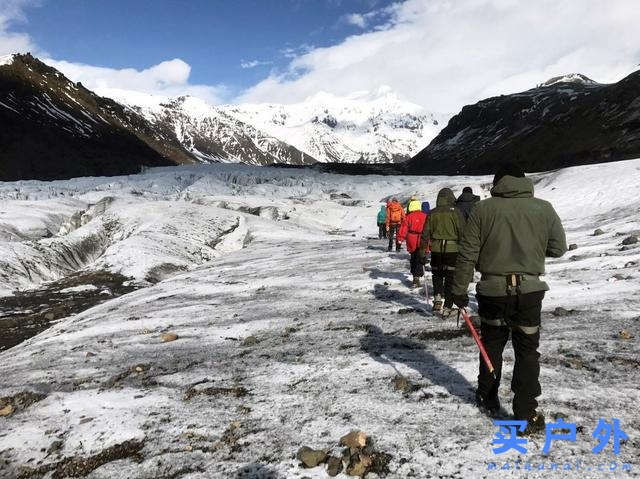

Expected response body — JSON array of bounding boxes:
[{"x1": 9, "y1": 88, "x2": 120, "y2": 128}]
[{"x1": 0, "y1": 159, "x2": 638, "y2": 477}]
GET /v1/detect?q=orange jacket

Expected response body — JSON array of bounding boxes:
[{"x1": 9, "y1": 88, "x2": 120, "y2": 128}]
[{"x1": 386, "y1": 201, "x2": 405, "y2": 228}]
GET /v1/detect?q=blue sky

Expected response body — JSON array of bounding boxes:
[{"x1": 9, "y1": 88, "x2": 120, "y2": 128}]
[
  {"x1": 19, "y1": 0, "x2": 392, "y2": 97},
  {"x1": 1, "y1": 0, "x2": 639, "y2": 111}
]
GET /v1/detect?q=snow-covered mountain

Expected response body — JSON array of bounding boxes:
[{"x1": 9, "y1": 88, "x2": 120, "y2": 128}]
[
  {"x1": 224, "y1": 88, "x2": 445, "y2": 164},
  {"x1": 102, "y1": 89, "x2": 316, "y2": 166},
  {"x1": 106, "y1": 86, "x2": 445, "y2": 165},
  {"x1": 2, "y1": 53, "x2": 443, "y2": 180},
  {"x1": 539, "y1": 73, "x2": 598, "y2": 87}
]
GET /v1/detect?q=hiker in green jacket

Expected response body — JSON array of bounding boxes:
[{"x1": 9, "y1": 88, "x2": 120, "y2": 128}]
[
  {"x1": 450, "y1": 164, "x2": 567, "y2": 435},
  {"x1": 377, "y1": 205, "x2": 387, "y2": 239},
  {"x1": 419, "y1": 188, "x2": 465, "y2": 315}
]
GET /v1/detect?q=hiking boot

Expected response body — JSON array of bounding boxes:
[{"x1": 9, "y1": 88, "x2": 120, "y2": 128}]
[
  {"x1": 518, "y1": 411, "x2": 546, "y2": 436},
  {"x1": 387, "y1": 246, "x2": 392, "y2": 252},
  {"x1": 432, "y1": 295, "x2": 443, "y2": 313},
  {"x1": 412, "y1": 276, "x2": 420, "y2": 288},
  {"x1": 476, "y1": 392, "x2": 500, "y2": 418}
]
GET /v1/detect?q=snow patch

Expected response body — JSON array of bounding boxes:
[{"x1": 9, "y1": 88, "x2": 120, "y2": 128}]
[
  {"x1": 0, "y1": 53, "x2": 15, "y2": 67},
  {"x1": 59, "y1": 284, "x2": 99, "y2": 294}
]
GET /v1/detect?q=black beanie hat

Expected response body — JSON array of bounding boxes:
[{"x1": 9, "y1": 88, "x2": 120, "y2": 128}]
[
  {"x1": 462, "y1": 186, "x2": 472, "y2": 193},
  {"x1": 493, "y1": 163, "x2": 525, "y2": 186}
]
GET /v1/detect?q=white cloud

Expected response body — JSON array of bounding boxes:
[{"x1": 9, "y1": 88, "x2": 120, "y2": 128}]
[
  {"x1": 0, "y1": 0, "x2": 39, "y2": 56},
  {"x1": 239, "y1": 0, "x2": 640, "y2": 113},
  {"x1": 44, "y1": 57, "x2": 227, "y2": 104},
  {"x1": 345, "y1": 13, "x2": 367, "y2": 28},
  {"x1": 0, "y1": 0, "x2": 226, "y2": 104},
  {"x1": 240, "y1": 59, "x2": 272, "y2": 69},
  {"x1": 342, "y1": 6, "x2": 392, "y2": 29},
  {"x1": 280, "y1": 44, "x2": 315, "y2": 59}
]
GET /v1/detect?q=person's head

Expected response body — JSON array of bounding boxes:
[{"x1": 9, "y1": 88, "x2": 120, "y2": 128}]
[
  {"x1": 493, "y1": 163, "x2": 525, "y2": 186},
  {"x1": 421, "y1": 201, "x2": 430, "y2": 213},
  {"x1": 408, "y1": 201, "x2": 421, "y2": 212},
  {"x1": 410, "y1": 195, "x2": 418, "y2": 201},
  {"x1": 462, "y1": 186, "x2": 473, "y2": 194},
  {"x1": 436, "y1": 188, "x2": 456, "y2": 207},
  {"x1": 392, "y1": 197, "x2": 398, "y2": 203}
]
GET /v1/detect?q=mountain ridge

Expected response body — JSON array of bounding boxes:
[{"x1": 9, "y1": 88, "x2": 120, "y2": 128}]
[
  {"x1": 104, "y1": 85, "x2": 445, "y2": 166},
  {"x1": 405, "y1": 69, "x2": 640, "y2": 175},
  {"x1": 0, "y1": 53, "x2": 194, "y2": 181},
  {"x1": 4, "y1": 52, "x2": 638, "y2": 180},
  {"x1": 116, "y1": 93, "x2": 317, "y2": 166}
]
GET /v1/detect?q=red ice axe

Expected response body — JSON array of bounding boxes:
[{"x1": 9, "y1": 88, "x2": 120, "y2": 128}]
[{"x1": 461, "y1": 309, "x2": 497, "y2": 380}]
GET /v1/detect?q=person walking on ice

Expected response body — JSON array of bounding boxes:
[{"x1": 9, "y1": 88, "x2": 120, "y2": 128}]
[
  {"x1": 386, "y1": 197, "x2": 405, "y2": 252},
  {"x1": 398, "y1": 197, "x2": 428, "y2": 287},
  {"x1": 377, "y1": 204, "x2": 387, "y2": 239},
  {"x1": 450, "y1": 164, "x2": 567, "y2": 434},
  {"x1": 419, "y1": 188, "x2": 465, "y2": 315},
  {"x1": 456, "y1": 186, "x2": 480, "y2": 221}
]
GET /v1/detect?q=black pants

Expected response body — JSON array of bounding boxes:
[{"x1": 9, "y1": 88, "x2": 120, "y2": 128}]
[
  {"x1": 409, "y1": 251, "x2": 424, "y2": 277},
  {"x1": 388, "y1": 224, "x2": 400, "y2": 251},
  {"x1": 430, "y1": 252, "x2": 457, "y2": 307},
  {"x1": 476, "y1": 291, "x2": 545, "y2": 420},
  {"x1": 378, "y1": 223, "x2": 387, "y2": 239}
]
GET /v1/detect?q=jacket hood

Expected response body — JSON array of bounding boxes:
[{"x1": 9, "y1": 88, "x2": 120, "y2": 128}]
[
  {"x1": 490, "y1": 175, "x2": 534, "y2": 198},
  {"x1": 436, "y1": 188, "x2": 456, "y2": 207},
  {"x1": 421, "y1": 201, "x2": 430, "y2": 213},
  {"x1": 457, "y1": 191, "x2": 480, "y2": 203}
]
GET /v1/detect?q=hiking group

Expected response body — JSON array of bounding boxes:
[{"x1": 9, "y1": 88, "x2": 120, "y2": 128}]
[{"x1": 376, "y1": 164, "x2": 567, "y2": 435}]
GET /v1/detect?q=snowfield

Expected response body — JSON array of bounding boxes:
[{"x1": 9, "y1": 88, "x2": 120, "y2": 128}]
[{"x1": 0, "y1": 160, "x2": 639, "y2": 478}]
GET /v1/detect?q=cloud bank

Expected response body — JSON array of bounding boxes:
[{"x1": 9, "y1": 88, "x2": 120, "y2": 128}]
[
  {"x1": 0, "y1": 0, "x2": 39, "y2": 56},
  {"x1": 44, "y1": 58, "x2": 227, "y2": 104},
  {"x1": 0, "y1": 0, "x2": 226, "y2": 103},
  {"x1": 239, "y1": 0, "x2": 640, "y2": 113},
  {"x1": 2, "y1": 0, "x2": 639, "y2": 111}
]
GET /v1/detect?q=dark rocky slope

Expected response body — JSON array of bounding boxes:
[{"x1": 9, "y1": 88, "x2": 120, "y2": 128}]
[
  {"x1": 406, "y1": 71, "x2": 640, "y2": 175},
  {"x1": 0, "y1": 53, "x2": 195, "y2": 181}
]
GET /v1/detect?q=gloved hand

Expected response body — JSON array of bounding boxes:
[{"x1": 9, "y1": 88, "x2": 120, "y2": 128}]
[{"x1": 452, "y1": 294, "x2": 469, "y2": 309}]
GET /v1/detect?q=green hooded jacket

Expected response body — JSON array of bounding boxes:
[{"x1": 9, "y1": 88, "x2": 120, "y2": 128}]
[
  {"x1": 419, "y1": 188, "x2": 465, "y2": 255},
  {"x1": 451, "y1": 175, "x2": 567, "y2": 297}
]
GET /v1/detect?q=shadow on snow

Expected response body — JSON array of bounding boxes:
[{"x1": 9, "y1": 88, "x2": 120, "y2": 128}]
[
  {"x1": 371, "y1": 281, "x2": 428, "y2": 314},
  {"x1": 360, "y1": 324, "x2": 476, "y2": 405}
]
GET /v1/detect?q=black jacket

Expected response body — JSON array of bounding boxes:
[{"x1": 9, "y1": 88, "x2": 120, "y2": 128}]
[{"x1": 455, "y1": 191, "x2": 480, "y2": 221}]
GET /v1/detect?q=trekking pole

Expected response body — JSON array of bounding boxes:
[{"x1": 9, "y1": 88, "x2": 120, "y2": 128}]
[
  {"x1": 423, "y1": 273, "x2": 429, "y2": 304},
  {"x1": 423, "y1": 252, "x2": 430, "y2": 305},
  {"x1": 461, "y1": 308, "x2": 497, "y2": 380}
]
